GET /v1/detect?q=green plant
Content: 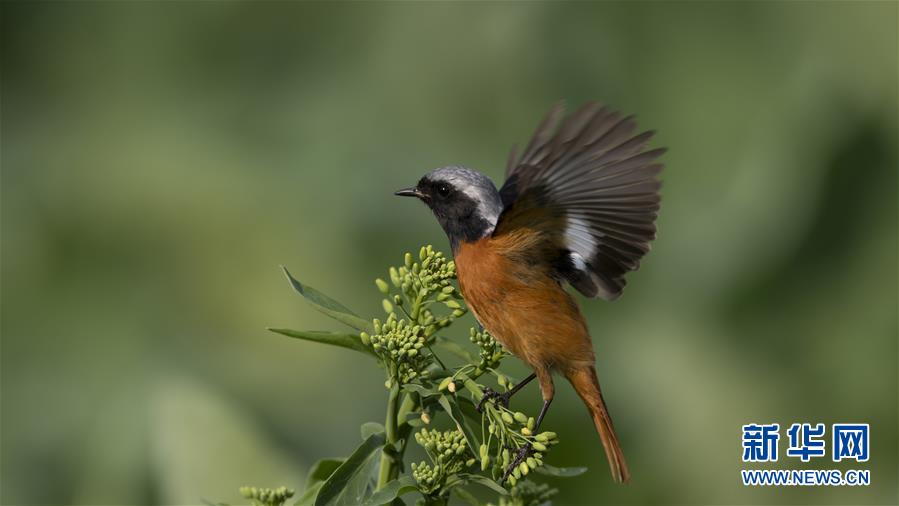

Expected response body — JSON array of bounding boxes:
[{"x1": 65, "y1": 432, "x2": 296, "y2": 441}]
[{"x1": 262, "y1": 246, "x2": 585, "y2": 506}]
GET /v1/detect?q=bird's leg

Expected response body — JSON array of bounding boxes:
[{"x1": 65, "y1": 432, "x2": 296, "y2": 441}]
[
  {"x1": 476, "y1": 372, "x2": 536, "y2": 412},
  {"x1": 502, "y1": 370, "x2": 554, "y2": 482}
]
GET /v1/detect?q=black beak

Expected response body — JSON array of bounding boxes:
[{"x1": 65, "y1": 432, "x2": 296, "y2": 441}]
[{"x1": 394, "y1": 186, "x2": 425, "y2": 199}]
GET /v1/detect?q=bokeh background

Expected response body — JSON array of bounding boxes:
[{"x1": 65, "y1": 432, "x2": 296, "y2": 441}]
[{"x1": 2, "y1": 2, "x2": 896, "y2": 505}]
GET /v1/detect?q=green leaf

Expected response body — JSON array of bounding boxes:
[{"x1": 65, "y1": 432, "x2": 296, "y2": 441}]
[
  {"x1": 306, "y1": 458, "x2": 347, "y2": 489},
  {"x1": 359, "y1": 476, "x2": 418, "y2": 506},
  {"x1": 295, "y1": 482, "x2": 323, "y2": 506},
  {"x1": 433, "y1": 336, "x2": 475, "y2": 362},
  {"x1": 399, "y1": 383, "x2": 436, "y2": 397},
  {"x1": 268, "y1": 329, "x2": 375, "y2": 357},
  {"x1": 314, "y1": 432, "x2": 386, "y2": 506},
  {"x1": 360, "y1": 422, "x2": 385, "y2": 440},
  {"x1": 452, "y1": 487, "x2": 482, "y2": 506},
  {"x1": 437, "y1": 395, "x2": 480, "y2": 456},
  {"x1": 456, "y1": 397, "x2": 482, "y2": 425},
  {"x1": 281, "y1": 266, "x2": 373, "y2": 332},
  {"x1": 534, "y1": 463, "x2": 588, "y2": 477},
  {"x1": 453, "y1": 474, "x2": 508, "y2": 495}
]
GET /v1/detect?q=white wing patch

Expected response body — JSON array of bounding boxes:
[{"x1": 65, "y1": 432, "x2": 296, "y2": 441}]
[{"x1": 565, "y1": 214, "x2": 599, "y2": 260}]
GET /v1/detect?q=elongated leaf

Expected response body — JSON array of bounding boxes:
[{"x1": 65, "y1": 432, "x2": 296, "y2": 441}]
[
  {"x1": 282, "y1": 266, "x2": 373, "y2": 332},
  {"x1": 360, "y1": 422, "x2": 385, "y2": 440},
  {"x1": 314, "y1": 432, "x2": 385, "y2": 506},
  {"x1": 295, "y1": 482, "x2": 323, "y2": 506},
  {"x1": 453, "y1": 474, "x2": 508, "y2": 495},
  {"x1": 534, "y1": 463, "x2": 588, "y2": 477},
  {"x1": 437, "y1": 395, "x2": 480, "y2": 456},
  {"x1": 360, "y1": 476, "x2": 418, "y2": 506},
  {"x1": 433, "y1": 336, "x2": 475, "y2": 362},
  {"x1": 452, "y1": 487, "x2": 481, "y2": 506},
  {"x1": 306, "y1": 458, "x2": 347, "y2": 488},
  {"x1": 399, "y1": 383, "x2": 437, "y2": 397},
  {"x1": 268, "y1": 328, "x2": 375, "y2": 357}
]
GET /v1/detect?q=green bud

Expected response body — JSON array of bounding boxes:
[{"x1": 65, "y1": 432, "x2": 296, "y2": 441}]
[
  {"x1": 404, "y1": 252, "x2": 413, "y2": 268},
  {"x1": 393, "y1": 294, "x2": 403, "y2": 305},
  {"x1": 508, "y1": 475, "x2": 517, "y2": 486},
  {"x1": 497, "y1": 374, "x2": 508, "y2": 388},
  {"x1": 447, "y1": 381, "x2": 456, "y2": 393},
  {"x1": 513, "y1": 412, "x2": 528, "y2": 424},
  {"x1": 375, "y1": 278, "x2": 390, "y2": 294},
  {"x1": 466, "y1": 458, "x2": 476, "y2": 467},
  {"x1": 436, "y1": 292, "x2": 450, "y2": 302},
  {"x1": 452, "y1": 309, "x2": 466, "y2": 317},
  {"x1": 521, "y1": 427, "x2": 532, "y2": 436},
  {"x1": 420, "y1": 412, "x2": 431, "y2": 424},
  {"x1": 501, "y1": 412, "x2": 514, "y2": 425},
  {"x1": 527, "y1": 457, "x2": 538, "y2": 469},
  {"x1": 532, "y1": 442, "x2": 548, "y2": 452},
  {"x1": 519, "y1": 461, "x2": 530, "y2": 475},
  {"x1": 419, "y1": 246, "x2": 427, "y2": 261},
  {"x1": 382, "y1": 299, "x2": 393, "y2": 313},
  {"x1": 389, "y1": 267, "x2": 401, "y2": 286},
  {"x1": 527, "y1": 417, "x2": 535, "y2": 430},
  {"x1": 438, "y1": 377, "x2": 453, "y2": 391},
  {"x1": 360, "y1": 332, "x2": 370, "y2": 345},
  {"x1": 444, "y1": 300, "x2": 462, "y2": 309},
  {"x1": 479, "y1": 443, "x2": 488, "y2": 459}
]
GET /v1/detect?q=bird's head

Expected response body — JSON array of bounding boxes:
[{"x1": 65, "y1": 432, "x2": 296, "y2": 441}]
[{"x1": 395, "y1": 166, "x2": 503, "y2": 250}]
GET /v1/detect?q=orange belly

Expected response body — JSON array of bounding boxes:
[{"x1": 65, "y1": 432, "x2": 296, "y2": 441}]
[{"x1": 454, "y1": 234, "x2": 595, "y2": 371}]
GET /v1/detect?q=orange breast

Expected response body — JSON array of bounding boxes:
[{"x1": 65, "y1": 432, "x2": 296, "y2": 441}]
[{"x1": 454, "y1": 233, "x2": 595, "y2": 371}]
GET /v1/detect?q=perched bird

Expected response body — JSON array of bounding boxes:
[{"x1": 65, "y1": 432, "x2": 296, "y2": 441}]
[{"x1": 395, "y1": 102, "x2": 664, "y2": 484}]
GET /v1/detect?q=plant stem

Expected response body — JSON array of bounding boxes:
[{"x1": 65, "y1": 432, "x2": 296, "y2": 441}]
[{"x1": 377, "y1": 381, "x2": 400, "y2": 490}]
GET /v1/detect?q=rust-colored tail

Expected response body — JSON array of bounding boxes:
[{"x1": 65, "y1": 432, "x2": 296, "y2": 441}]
[{"x1": 565, "y1": 366, "x2": 631, "y2": 483}]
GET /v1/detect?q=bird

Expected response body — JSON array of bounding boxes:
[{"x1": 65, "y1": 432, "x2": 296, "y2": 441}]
[{"x1": 395, "y1": 102, "x2": 664, "y2": 484}]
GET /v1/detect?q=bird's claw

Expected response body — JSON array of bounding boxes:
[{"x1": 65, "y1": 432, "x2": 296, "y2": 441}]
[
  {"x1": 476, "y1": 386, "x2": 510, "y2": 412},
  {"x1": 502, "y1": 443, "x2": 534, "y2": 483}
]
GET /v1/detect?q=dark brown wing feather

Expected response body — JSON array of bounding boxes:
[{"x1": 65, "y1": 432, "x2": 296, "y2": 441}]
[{"x1": 495, "y1": 102, "x2": 665, "y2": 300}]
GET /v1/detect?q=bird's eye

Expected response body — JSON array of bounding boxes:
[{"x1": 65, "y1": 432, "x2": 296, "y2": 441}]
[{"x1": 437, "y1": 184, "x2": 450, "y2": 197}]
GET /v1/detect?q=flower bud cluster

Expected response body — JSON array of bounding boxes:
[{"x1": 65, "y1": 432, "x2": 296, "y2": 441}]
[
  {"x1": 361, "y1": 314, "x2": 431, "y2": 385},
  {"x1": 411, "y1": 428, "x2": 474, "y2": 494},
  {"x1": 469, "y1": 327, "x2": 504, "y2": 372},
  {"x1": 238, "y1": 486, "x2": 294, "y2": 506},
  {"x1": 484, "y1": 405, "x2": 561, "y2": 483},
  {"x1": 410, "y1": 461, "x2": 441, "y2": 495},
  {"x1": 375, "y1": 246, "x2": 466, "y2": 333}
]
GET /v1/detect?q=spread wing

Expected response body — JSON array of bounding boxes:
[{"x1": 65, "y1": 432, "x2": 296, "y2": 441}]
[{"x1": 494, "y1": 102, "x2": 665, "y2": 300}]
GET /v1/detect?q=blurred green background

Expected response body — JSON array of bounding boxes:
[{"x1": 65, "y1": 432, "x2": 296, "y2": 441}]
[{"x1": 2, "y1": 2, "x2": 896, "y2": 505}]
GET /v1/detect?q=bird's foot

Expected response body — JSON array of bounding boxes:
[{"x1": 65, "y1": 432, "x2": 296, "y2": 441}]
[
  {"x1": 476, "y1": 386, "x2": 511, "y2": 412},
  {"x1": 502, "y1": 443, "x2": 534, "y2": 483}
]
